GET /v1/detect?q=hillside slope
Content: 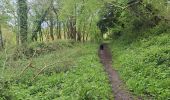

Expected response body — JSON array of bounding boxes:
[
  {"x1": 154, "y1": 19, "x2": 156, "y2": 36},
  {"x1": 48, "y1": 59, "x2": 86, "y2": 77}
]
[{"x1": 111, "y1": 33, "x2": 170, "y2": 99}]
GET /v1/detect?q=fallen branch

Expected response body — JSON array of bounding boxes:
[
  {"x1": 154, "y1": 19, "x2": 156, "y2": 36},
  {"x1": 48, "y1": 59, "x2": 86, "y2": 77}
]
[
  {"x1": 31, "y1": 62, "x2": 56, "y2": 82},
  {"x1": 31, "y1": 60, "x2": 74, "y2": 82},
  {"x1": 18, "y1": 61, "x2": 32, "y2": 77},
  {"x1": 18, "y1": 49, "x2": 37, "y2": 78}
]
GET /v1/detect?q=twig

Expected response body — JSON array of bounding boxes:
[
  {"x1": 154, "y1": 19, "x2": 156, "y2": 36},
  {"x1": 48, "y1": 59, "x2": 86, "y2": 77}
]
[{"x1": 32, "y1": 49, "x2": 37, "y2": 58}]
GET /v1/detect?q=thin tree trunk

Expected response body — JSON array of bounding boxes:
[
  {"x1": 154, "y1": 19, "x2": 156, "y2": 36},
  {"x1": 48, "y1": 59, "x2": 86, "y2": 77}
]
[
  {"x1": 0, "y1": 24, "x2": 3, "y2": 49},
  {"x1": 39, "y1": 29, "x2": 43, "y2": 41},
  {"x1": 63, "y1": 22, "x2": 67, "y2": 39},
  {"x1": 57, "y1": 22, "x2": 61, "y2": 39},
  {"x1": 67, "y1": 18, "x2": 71, "y2": 39},
  {"x1": 59, "y1": 22, "x2": 61, "y2": 39},
  {"x1": 16, "y1": 10, "x2": 20, "y2": 45},
  {"x1": 69, "y1": 16, "x2": 76, "y2": 40},
  {"x1": 86, "y1": 17, "x2": 93, "y2": 41},
  {"x1": 77, "y1": 21, "x2": 82, "y2": 41},
  {"x1": 74, "y1": 2, "x2": 77, "y2": 41},
  {"x1": 50, "y1": 12, "x2": 54, "y2": 40},
  {"x1": 82, "y1": 21, "x2": 86, "y2": 42},
  {"x1": 69, "y1": 17, "x2": 74, "y2": 39},
  {"x1": 66, "y1": 20, "x2": 70, "y2": 39}
]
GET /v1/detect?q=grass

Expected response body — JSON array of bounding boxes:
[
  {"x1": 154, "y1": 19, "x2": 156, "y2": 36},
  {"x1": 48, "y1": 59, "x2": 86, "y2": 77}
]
[
  {"x1": 110, "y1": 33, "x2": 170, "y2": 99},
  {"x1": 0, "y1": 41, "x2": 113, "y2": 100}
]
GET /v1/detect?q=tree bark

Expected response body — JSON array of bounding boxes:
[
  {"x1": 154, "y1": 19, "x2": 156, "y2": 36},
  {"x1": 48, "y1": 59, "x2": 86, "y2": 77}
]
[
  {"x1": 63, "y1": 22, "x2": 67, "y2": 39},
  {"x1": 0, "y1": 24, "x2": 3, "y2": 49},
  {"x1": 67, "y1": 19, "x2": 71, "y2": 39},
  {"x1": 82, "y1": 21, "x2": 86, "y2": 42},
  {"x1": 18, "y1": 0, "x2": 28, "y2": 45},
  {"x1": 86, "y1": 17, "x2": 93, "y2": 41},
  {"x1": 16, "y1": 9, "x2": 20, "y2": 45},
  {"x1": 77, "y1": 21, "x2": 82, "y2": 41},
  {"x1": 58, "y1": 22, "x2": 61, "y2": 39},
  {"x1": 49, "y1": 11, "x2": 54, "y2": 40}
]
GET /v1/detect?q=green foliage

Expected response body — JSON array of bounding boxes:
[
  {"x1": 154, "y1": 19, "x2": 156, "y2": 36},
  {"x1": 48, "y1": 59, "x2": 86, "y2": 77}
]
[
  {"x1": 96, "y1": 0, "x2": 170, "y2": 41},
  {"x1": 0, "y1": 42, "x2": 113, "y2": 99},
  {"x1": 97, "y1": 1, "x2": 123, "y2": 34},
  {"x1": 145, "y1": 22, "x2": 170, "y2": 35},
  {"x1": 0, "y1": 80, "x2": 13, "y2": 100},
  {"x1": 59, "y1": 0, "x2": 114, "y2": 41},
  {"x1": 1, "y1": 0, "x2": 170, "y2": 99},
  {"x1": 111, "y1": 33, "x2": 170, "y2": 99},
  {"x1": 12, "y1": 41, "x2": 75, "y2": 60}
]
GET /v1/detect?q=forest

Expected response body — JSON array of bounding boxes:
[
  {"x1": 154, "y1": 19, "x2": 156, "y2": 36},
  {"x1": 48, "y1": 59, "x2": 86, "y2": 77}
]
[{"x1": 0, "y1": 0, "x2": 170, "y2": 99}]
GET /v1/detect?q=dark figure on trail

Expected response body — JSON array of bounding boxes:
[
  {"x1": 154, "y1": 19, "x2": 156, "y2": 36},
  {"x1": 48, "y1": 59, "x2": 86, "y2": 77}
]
[
  {"x1": 99, "y1": 44, "x2": 105, "y2": 59},
  {"x1": 100, "y1": 44, "x2": 104, "y2": 50}
]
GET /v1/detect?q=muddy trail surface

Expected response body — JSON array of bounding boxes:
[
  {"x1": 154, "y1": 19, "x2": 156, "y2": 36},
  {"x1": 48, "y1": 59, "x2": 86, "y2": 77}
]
[{"x1": 98, "y1": 43, "x2": 140, "y2": 100}]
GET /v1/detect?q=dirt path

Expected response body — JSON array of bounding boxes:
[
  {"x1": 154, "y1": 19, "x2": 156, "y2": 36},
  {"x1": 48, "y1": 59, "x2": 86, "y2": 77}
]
[{"x1": 99, "y1": 43, "x2": 139, "y2": 100}]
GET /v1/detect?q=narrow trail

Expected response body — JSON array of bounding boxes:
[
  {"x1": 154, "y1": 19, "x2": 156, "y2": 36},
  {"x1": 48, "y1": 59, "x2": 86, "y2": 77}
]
[{"x1": 98, "y1": 43, "x2": 139, "y2": 100}]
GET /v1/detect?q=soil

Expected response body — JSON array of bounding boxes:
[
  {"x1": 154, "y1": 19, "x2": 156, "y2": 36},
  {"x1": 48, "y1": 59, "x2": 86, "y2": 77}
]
[{"x1": 98, "y1": 43, "x2": 140, "y2": 100}]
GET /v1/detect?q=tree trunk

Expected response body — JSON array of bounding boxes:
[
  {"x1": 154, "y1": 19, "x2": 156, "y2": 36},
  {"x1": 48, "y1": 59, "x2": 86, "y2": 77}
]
[
  {"x1": 67, "y1": 19, "x2": 71, "y2": 39},
  {"x1": 18, "y1": 0, "x2": 28, "y2": 45},
  {"x1": 0, "y1": 25, "x2": 3, "y2": 49},
  {"x1": 77, "y1": 31, "x2": 81, "y2": 42},
  {"x1": 50, "y1": 12, "x2": 54, "y2": 41},
  {"x1": 82, "y1": 22, "x2": 86, "y2": 42},
  {"x1": 16, "y1": 9, "x2": 20, "y2": 45},
  {"x1": 77, "y1": 21, "x2": 82, "y2": 41},
  {"x1": 39, "y1": 29, "x2": 43, "y2": 41},
  {"x1": 86, "y1": 17, "x2": 93, "y2": 41},
  {"x1": 58, "y1": 22, "x2": 61, "y2": 39},
  {"x1": 69, "y1": 16, "x2": 76, "y2": 40},
  {"x1": 32, "y1": 6, "x2": 50, "y2": 41},
  {"x1": 63, "y1": 22, "x2": 67, "y2": 39},
  {"x1": 73, "y1": 3, "x2": 77, "y2": 41}
]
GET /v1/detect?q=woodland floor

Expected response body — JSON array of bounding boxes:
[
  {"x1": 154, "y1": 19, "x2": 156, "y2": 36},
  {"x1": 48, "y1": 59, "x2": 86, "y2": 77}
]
[
  {"x1": 98, "y1": 43, "x2": 140, "y2": 100},
  {"x1": 1, "y1": 39, "x2": 169, "y2": 99}
]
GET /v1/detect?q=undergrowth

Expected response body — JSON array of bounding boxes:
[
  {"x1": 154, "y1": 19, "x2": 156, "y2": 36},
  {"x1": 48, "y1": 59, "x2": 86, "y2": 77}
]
[
  {"x1": 111, "y1": 33, "x2": 170, "y2": 99},
  {"x1": 0, "y1": 42, "x2": 113, "y2": 100}
]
